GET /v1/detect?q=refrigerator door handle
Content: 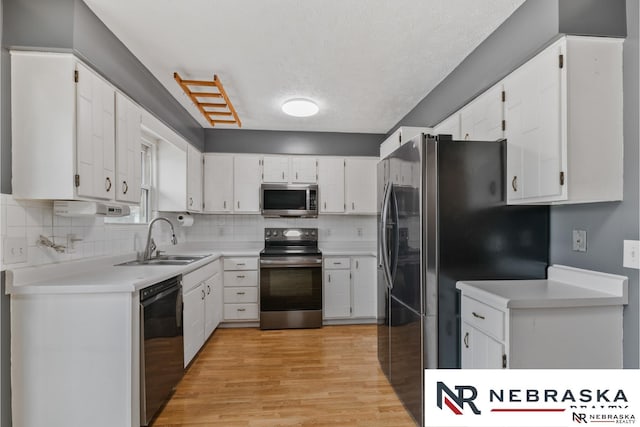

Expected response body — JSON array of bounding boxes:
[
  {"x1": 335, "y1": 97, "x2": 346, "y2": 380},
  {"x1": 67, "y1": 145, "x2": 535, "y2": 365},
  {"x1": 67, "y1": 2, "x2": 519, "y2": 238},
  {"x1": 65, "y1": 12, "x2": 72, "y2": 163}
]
[
  {"x1": 380, "y1": 182, "x2": 393, "y2": 288},
  {"x1": 390, "y1": 186, "x2": 400, "y2": 283}
]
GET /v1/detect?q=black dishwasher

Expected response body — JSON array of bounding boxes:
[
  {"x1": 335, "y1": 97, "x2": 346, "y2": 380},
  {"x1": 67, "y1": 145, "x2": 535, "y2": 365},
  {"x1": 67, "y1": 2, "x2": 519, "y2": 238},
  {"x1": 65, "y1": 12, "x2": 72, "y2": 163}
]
[{"x1": 140, "y1": 275, "x2": 184, "y2": 426}]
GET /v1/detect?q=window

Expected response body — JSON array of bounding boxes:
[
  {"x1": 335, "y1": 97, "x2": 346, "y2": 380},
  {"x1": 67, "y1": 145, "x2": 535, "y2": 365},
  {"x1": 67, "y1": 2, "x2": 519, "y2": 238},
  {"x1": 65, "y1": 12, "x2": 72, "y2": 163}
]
[{"x1": 105, "y1": 137, "x2": 156, "y2": 224}]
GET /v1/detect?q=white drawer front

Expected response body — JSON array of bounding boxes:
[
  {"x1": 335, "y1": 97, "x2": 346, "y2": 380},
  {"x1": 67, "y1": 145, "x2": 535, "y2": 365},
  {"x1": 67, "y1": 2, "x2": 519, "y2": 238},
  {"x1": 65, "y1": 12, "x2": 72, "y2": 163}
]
[
  {"x1": 462, "y1": 296, "x2": 504, "y2": 341},
  {"x1": 182, "y1": 259, "x2": 219, "y2": 293},
  {"x1": 323, "y1": 257, "x2": 351, "y2": 269},
  {"x1": 223, "y1": 270, "x2": 258, "y2": 287},
  {"x1": 223, "y1": 257, "x2": 258, "y2": 271},
  {"x1": 224, "y1": 303, "x2": 259, "y2": 320},
  {"x1": 224, "y1": 287, "x2": 258, "y2": 303}
]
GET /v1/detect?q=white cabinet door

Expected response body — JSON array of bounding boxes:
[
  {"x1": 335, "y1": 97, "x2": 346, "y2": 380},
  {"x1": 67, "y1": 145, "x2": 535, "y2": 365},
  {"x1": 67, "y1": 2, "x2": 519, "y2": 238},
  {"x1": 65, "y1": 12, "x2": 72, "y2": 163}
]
[
  {"x1": 262, "y1": 156, "x2": 288, "y2": 183},
  {"x1": 291, "y1": 157, "x2": 317, "y2": 183},
  {"x1": 459, "y1": 83, "x2": 504, "y2": 141},
  {"x1": 115, "y1": 93, "x2": 141, "y2": 203},
  {"x1": 317, "y1": 157, "x2": 345, "y2": 213},
  {"x1": 76, "y1": 63, "x2": 115, "y2": 200},
  {"x1": 351, "y1": 257, "x2": 377, "y2": 318},
  {"x1": 204, "y1": 274, "x2": 221, "y2": 338},
  {"x1": 204, "y1": 154, "x2": 234, "y2": 213},
  {"x1": 233, "y1": 156, "x2": 262, "y2": 213},
  {"x1": 183, "y1": 284, "x2": 205, "y2": 366},
  {"x1": 187, "y1": 145, "x2": 203, "y2": 212},
  {"x1": 433, "y1": 113, "x2": 461, "y2": 139},
  {"x1": 345, "y1": 158, "x2": 377, "y2": 214},
  {"x1": 504, "y1": 38, "x2": 565, "y2": 204},
  {"x1": 461, "y1": 322, "x2": 505, "y2": 369},
  {"x1": 323, "y1": 269, "x2": 351, "y2": 319}
]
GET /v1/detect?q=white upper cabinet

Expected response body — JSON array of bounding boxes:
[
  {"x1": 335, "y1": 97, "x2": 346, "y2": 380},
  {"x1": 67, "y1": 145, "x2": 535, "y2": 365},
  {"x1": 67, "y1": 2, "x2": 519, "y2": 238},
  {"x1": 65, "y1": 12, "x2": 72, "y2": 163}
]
[
  {"x1": 262, "y1": 156, "x2": 289, "y2": 183},
  {"x1": 345, "y1": 158, "x2": 377, "y2": 214},
  {"x1": 380, "y1": 126, "x2": 432, "y2": 159},
  {"x1": 11, "y1": 52, "x2": 119, "y2": 201},
  {"x1": 187, "y1": 145, "x2": 203, "y2": 212},
  {"x1": 115, "y1": 93, "x2": 142, "y2": 203},
  {"x1": 290, "y1": 156, "x2": 318, "y2": 183},
  {"x1": 459, "y1": 83, "x2": 504, "y2": 142},
  {"x1": 504, "y1": 36, "x2": 623, "y2": 205},
  {"x1": 317, "y1": 157, "x2": 345, "y2": 213},
  {"x1": 203, "y1": 154, "x2": 234, "y2": 213},
  {"x1": 157, "y1": 140, "x2": 188, "y2": 212},
  {"x1": 263, "y1": 156, "x2": 317, "y2": 183},
  {"x1": 76, "y1": 62, "x2": 116, "y2": 200},
  {"x1": 234, "y1": 156, "x2": 262, "y2": 213},
  {"x1": 433, "y1": 113, "x2": 461, "y2": 140}
]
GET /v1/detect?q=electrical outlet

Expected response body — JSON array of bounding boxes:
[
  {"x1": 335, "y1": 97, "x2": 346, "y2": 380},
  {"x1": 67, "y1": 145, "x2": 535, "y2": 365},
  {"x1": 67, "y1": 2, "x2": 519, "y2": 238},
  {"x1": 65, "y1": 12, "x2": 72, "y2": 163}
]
[
  {"x1": 572, "y1": 230, "x2": 587, "y2": 252},
  {"x1": 3, "y1": 237, "x2": 28, "y2": 264},
  {"x1": 623, "y1": 240, "x2": 640, "y2": 269}
]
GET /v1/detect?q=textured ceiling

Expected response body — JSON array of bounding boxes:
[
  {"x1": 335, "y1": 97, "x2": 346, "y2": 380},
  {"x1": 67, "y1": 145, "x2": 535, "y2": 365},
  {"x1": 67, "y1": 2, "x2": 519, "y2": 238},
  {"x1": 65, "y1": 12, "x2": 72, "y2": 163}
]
[{"x1": 84, "y1": 0, "x2": 524, "y2": 134}]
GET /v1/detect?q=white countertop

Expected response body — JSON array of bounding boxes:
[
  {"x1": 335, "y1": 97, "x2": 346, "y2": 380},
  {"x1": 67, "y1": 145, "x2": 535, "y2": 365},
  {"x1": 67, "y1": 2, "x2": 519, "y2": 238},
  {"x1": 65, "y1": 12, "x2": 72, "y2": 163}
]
[
  {"x1": 456, "y1": 264, "x2": 628, "y2": 309},
  {"x1": 5, "y1": 240, "x2": 378, "y2": 295}
]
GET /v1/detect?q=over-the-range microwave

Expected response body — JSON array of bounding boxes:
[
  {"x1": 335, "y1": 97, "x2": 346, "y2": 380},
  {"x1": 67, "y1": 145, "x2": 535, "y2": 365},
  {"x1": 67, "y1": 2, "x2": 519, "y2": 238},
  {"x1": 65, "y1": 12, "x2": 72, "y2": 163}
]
[{"x1": 261, "y1": 183, "x2": 318, "y2": 218}]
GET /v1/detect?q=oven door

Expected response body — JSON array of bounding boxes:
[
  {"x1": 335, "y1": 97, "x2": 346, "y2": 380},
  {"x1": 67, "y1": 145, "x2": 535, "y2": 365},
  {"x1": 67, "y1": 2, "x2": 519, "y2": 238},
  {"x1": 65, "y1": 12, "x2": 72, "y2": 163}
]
[{"x1": 260, "y1": 256, "x2": 322, "y2": 312}]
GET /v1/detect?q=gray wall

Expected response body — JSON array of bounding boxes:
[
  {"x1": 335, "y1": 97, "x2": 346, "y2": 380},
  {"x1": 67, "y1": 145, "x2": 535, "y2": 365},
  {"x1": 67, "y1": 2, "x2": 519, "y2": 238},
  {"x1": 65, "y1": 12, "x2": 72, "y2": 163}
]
[
  {"x1": 0, "y1": 0, "x2": 205, "y2": 193},
  {"x1": 392, "y1": 0, "x2": 638, "y2": 367},
  {"x1": 550, "y1": 0, "x2": 639, "y2": 369},
  {"x1": 206, "y1": 129, "x2": 383, "y2": 157}
]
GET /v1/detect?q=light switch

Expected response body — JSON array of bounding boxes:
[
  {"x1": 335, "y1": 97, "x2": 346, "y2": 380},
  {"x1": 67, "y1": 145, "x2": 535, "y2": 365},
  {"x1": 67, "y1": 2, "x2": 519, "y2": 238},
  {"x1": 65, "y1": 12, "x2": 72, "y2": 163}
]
[{"x1": 623, "y1": 240, "x2": 640, "y2": 269}]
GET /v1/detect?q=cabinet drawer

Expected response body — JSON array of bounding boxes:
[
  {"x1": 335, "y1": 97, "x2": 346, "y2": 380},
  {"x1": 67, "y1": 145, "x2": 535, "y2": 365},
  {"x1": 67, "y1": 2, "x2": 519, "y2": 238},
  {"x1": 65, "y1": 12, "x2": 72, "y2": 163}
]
[
  {"x1": 323, "y1": 257, "x2": 350, "y2": 269},
  {"x1": 223, "y1": 257, "x2": 258, "y2": 271},
  {"x1": 223, "y1": 270, "x2": 258, "y2": 287},
  {"x1": 461, "y1": 296, "x2": 504, "y2": 341},
  {"x1": 224, "y1": 303, "x2": 259, "y2": 320},
  {"x1": 224, "y1": 287, "x2": 258, "y2": 303}
]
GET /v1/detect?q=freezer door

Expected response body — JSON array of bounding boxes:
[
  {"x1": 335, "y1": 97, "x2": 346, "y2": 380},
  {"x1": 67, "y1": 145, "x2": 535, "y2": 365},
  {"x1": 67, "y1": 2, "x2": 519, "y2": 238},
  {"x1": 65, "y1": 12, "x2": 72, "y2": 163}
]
[
  {"x1": 377, "y1": 159, "x2": 390, "y2": 377},
  {"x1": 390, "y1": 296, "x2": 423, "y2": 426}
]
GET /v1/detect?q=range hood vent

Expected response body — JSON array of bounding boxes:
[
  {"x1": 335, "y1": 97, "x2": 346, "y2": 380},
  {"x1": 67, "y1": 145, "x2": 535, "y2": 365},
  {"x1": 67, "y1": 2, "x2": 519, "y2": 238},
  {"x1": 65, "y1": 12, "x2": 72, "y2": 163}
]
[{"x1": 53, "y1": 201, "x2": 130, "y2": 217}]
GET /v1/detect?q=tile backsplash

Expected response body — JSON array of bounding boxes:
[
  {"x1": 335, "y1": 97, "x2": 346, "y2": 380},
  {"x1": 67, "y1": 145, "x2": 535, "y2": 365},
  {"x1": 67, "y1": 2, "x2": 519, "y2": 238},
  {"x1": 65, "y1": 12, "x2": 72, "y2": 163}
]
[{"x1": 0, "y1": 193, "x2": 376, "y2": 269}]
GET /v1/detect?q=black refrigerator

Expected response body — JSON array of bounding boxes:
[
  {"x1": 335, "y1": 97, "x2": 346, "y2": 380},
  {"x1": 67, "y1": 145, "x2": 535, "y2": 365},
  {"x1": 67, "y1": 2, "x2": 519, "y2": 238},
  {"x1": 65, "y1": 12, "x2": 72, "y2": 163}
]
[{"x1": 377, "y1": 134, "x2": 549, "y2": 426}]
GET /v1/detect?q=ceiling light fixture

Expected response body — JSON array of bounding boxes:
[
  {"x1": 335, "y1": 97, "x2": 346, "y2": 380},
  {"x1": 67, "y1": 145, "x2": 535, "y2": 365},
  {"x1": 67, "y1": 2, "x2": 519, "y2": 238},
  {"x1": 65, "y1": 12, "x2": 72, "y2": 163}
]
[{"x1": 282, "y1": 98, "x2": 319, "y2": 117}]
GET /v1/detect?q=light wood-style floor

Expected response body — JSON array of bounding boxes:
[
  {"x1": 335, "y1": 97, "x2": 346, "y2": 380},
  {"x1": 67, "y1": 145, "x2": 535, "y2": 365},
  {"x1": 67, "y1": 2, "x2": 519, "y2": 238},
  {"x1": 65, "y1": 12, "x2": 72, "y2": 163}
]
[{"x1": 152, "y1": 325, "x2": 416, "y2": 427}]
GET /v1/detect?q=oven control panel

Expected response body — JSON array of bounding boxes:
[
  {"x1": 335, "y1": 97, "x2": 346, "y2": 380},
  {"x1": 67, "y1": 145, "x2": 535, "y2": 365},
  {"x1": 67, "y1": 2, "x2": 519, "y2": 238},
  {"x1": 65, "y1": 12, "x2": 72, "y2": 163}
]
[{"x1": 264, "y1": 227, "x2": 317, "y2": 242}]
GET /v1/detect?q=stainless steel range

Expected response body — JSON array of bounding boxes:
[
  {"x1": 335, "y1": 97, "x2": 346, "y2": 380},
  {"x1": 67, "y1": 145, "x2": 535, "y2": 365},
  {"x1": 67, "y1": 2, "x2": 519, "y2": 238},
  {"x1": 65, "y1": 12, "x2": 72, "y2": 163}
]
[{"x1": 259, "y1": 228, "x2": 323, "y2": 329}]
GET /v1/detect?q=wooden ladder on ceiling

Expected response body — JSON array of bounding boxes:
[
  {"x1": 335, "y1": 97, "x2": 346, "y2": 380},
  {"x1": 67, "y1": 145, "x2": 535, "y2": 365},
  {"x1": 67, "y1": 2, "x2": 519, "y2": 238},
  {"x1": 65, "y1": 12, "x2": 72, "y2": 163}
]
[{"x1": 174, "y1": 72, "x2": 242, "y2": 127}]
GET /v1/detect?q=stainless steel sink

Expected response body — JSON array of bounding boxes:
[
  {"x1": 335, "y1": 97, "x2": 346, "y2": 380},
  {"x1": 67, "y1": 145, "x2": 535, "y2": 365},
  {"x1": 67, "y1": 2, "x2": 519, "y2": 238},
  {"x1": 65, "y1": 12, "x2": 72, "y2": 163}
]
[{"x1": 115, "y1": 254, "x2": 210, "y2": 266}]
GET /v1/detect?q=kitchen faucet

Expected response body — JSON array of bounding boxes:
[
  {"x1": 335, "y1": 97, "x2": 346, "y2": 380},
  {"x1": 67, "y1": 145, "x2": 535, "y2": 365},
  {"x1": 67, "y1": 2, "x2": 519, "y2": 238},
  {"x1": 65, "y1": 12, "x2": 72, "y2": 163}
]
[{"x1": 143, "y1": 217, "x2": 178, "y2": 260}]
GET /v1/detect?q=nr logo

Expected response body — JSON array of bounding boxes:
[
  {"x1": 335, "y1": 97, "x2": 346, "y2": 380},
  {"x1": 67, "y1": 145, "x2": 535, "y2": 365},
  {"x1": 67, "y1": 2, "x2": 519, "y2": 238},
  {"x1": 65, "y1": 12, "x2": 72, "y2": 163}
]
[
  {"x1": 573, "y1": 413, "x2": 588, "y2": 423},
  {"x1": 437, "y1": 381, "x2": 482, "y2": 415}
]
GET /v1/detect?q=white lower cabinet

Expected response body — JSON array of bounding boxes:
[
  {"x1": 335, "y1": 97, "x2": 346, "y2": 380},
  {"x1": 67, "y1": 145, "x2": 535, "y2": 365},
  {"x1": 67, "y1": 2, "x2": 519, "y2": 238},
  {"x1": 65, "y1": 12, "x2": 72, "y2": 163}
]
[
  {"x1": 222, "y1": 257, "x2": 259, "y2": 321},
  {"x1": 460, "y1": 293, "x2": 624, "y2": 369},
  {"x1": 323, "y1": 255, "x2": 377, "y2": 321},
  {"x1": 182, "y1": 259, "x2": 221, "y2": 366}
]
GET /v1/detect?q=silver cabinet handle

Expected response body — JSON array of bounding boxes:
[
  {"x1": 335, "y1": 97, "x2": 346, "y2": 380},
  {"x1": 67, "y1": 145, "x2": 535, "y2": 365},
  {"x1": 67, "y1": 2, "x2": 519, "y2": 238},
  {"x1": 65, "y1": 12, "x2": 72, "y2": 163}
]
[
  {"x1": 207, "y1": 285, "x2": 211, "y2": 294},
  {"x1": 464, "y1": 332, "x2": 469, "y2": 348},
  {"x1": 282, "y1": 171, "x2": 285, "y2": 180},
  {"x1": 328, "y1": 274, "x2": 331, "y2": 283},
  {"x1": 324, "y1": 201, "x2": 327, "y2": 209},
  {"x1": 201, "y1": 289, "x2": 205, "y2": 300},
  {"x1": 333, "y1": 262, "x2": 341, "y2": 265},
  {"x1": 237, "y1": 275, "x2": 245, "y2": 279},
  {"x1": 224, "y1": 201, "x2": 227, "y2": 209},
  {"x1": 237, "y1": 308, "x2": 246, "y2": 312},
  {"x1": 236, "y1": 291, "x2": 245, "y2": 295},
  {"x1": 296, "y1": 172, "x2": 298, "y2": 180},
  {"x1": 122, "y1": 181, "x2": 128, "y2": 194},
  {"x1": 512, "y1": 176, "x2": 518, "y2": 192},
  {"x1": 352, "y1": 202, "x2": 355, "y2": 210},
  {"x1": 105, "y1": 177, "x2": 112, "y2": 192},
  {"x1": 356, "y1": 260, "x2": 359, "y2": 269},
  {"x1": 189, "y1": 197, "x2": 193, "y2": 206},
  {"x1": 472, "y1": 312, "x2": 485, "y2": 320},
  {"x1": 237, "y1": 263, "x2": 246, "y2": 266},
  {"x1": 237, "y1": 201, "x2": 240, "y2": 209}
]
